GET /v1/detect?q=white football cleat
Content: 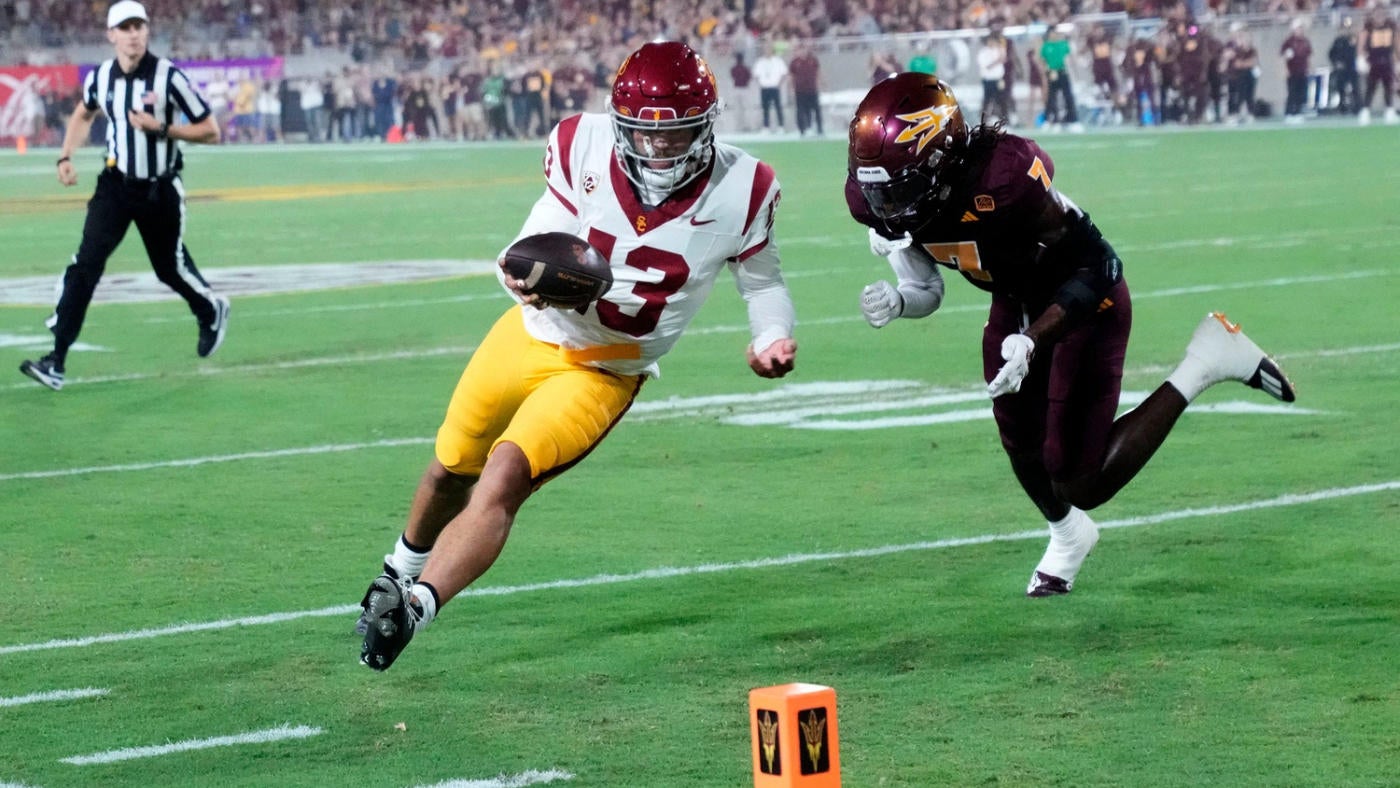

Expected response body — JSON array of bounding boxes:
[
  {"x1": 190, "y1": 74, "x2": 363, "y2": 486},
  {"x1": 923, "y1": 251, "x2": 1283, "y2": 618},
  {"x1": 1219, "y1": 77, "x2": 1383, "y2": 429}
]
[
  {"x1": 1183, "y1": 312, "x2": 1296, "y2": 402},
  {"x1": 1027, "y1": 507, "x2": 1100, "y2": 597},
  {"x1": 1385, "y1": 107, "x2": 1398, "y2": 125},
  {"x1": 1358, "y1": 108, "x2": 1371, "y2": 126}
]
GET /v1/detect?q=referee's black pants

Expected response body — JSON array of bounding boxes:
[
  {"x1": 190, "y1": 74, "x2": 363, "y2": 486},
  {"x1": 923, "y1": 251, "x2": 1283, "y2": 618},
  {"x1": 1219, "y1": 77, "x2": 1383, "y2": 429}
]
[{"x1": 50, "y1": 169, "x2": 218, "y2": 359}]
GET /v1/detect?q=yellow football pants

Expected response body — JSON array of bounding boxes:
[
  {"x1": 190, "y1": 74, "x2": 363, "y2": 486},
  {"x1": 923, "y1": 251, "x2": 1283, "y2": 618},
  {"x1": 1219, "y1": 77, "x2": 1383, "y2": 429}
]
[{"x1": 435, "y1": 305, "x2": 645, "y2": 484}]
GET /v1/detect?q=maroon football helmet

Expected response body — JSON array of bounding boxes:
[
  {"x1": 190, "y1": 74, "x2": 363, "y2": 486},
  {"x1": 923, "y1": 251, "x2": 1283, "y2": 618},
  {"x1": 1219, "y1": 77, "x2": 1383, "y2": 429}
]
[
  {"x1": 609, "y1": 41, "x2": 720, "y2": 193},
  {"x1": 848, "y1": 73, "x2": 968, "y2": 225}
]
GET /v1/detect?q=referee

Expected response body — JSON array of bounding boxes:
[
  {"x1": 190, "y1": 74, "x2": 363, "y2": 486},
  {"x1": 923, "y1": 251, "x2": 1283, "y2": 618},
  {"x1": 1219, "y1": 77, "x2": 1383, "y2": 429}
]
[{"x1": 20, "y1": 0, "x2": 229, "y2": 391}]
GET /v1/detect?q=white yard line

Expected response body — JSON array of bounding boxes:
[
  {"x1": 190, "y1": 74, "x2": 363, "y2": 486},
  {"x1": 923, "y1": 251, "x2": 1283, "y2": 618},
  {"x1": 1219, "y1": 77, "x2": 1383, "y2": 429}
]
[
  {"x1": 413, "y1": 770, "x2": 576, "y2": 788},
  {"x1": 0, "y1": 688, "x2": 109, "y2": 708},
  {"x1": 0, "y1": 438, "x2": 432, "y2": 482},
  {"x1": 58, "y1": 724, "x2": 323, "y2": 765},
  {"x1": 1, "y1": 481, "x2": 1394, "y2": 658},
  {"x1": 0, "y1": 346, "x2": 473, "y2": 392}
]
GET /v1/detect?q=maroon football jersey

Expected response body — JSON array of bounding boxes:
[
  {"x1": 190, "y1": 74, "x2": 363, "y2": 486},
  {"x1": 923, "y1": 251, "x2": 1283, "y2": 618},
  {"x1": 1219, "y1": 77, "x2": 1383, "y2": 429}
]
[{"x1": 847, "y1": 134, "x2": 1080, "y2": 308}]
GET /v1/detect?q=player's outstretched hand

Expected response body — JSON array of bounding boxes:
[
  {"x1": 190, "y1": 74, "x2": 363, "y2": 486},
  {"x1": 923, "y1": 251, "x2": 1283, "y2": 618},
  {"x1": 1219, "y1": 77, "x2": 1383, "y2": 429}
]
[
  {"x1": 988, "y1": 333, "x2": 1035, "y2": 398},
  {"x1": 747, "y1": 338, "x2": 797, "y2": 379},
  {"x1": 860, "y1": 280, "x2": 903, "y2": 328}
]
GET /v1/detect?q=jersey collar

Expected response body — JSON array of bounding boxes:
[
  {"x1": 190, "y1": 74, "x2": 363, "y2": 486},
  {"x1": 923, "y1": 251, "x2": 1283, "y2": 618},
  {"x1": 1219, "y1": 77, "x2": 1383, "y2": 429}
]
[{"x1": 609, "y1": 153, "x2": 714, "y2": 236}]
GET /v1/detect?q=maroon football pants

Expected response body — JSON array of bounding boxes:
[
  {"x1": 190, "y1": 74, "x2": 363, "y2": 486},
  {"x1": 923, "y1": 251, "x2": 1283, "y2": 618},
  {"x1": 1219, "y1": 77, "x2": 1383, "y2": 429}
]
[{"x1": 982, "y1": 279, "x2": 1132, "y2": 485}]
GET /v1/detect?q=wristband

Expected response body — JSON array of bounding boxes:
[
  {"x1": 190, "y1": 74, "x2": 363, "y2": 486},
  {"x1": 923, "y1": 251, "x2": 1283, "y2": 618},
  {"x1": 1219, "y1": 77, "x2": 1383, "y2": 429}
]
[
  {"x1": 56, "y1": 156, "x2": 70, "y2": 166},
  {"x1": 157, "y1": 122, "x2": 169, "y2": 139}
]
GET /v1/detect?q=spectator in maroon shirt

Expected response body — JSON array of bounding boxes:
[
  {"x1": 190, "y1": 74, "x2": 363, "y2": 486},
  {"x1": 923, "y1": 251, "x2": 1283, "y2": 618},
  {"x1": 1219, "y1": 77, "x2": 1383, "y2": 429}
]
[
  {"x1": 1124, "y1": 35, "x2": 1159, "y2": 125},
  {"x1": 1177, "y1": 25, "x2": 1211, "y2": 125},
  {"x1": 789, "y1": 43, "x2": 824, "y2": 136},
  {"x1": 1359, "y1": 7, "x2": 1398, "y2": 124},
  {"x1": 730, "y1": 52, "x2": 758, "y2": 133},
  {"x1": 1281, "y1": 19, "x2": 1313, "y2": 121}
]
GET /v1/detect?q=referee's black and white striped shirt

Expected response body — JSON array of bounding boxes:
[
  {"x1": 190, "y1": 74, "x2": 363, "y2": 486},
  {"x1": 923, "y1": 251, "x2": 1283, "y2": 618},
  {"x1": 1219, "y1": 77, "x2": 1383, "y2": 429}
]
[{"x1": 82, "y1": 52, "x2": 211, "y2": 179}]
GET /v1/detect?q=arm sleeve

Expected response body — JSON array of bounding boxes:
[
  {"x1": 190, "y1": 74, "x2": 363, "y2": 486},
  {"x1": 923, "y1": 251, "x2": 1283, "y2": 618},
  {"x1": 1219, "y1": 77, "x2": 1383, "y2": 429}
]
[
  {"x1": 887, "y1": 245, "x2": 945, "y2": 319},
  {"x1": 731, "y1": 163, "x2": 793, "y2": 351},
  {"x1": 731, "y1": 242, "x2": 795, "y2": 353},
  {"x1": 168, "y1": 67, "x2": 211, "y2": 123},
  {"x1": 82, "y1": 69, "x2": 99, "y2": 111}
]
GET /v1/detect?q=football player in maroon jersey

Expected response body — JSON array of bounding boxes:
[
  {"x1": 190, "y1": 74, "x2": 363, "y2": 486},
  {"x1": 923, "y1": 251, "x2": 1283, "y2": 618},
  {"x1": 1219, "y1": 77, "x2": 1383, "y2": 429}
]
[{"x1": 846, "y1": 73, "x2": 1296, "y2": 597}]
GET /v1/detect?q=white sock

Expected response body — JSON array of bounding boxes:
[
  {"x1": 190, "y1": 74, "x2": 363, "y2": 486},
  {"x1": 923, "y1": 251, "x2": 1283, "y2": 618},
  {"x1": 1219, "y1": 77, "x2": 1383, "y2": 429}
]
[
  {"x1": 409, "y1": 583, "x2": 438, "y2": 628},
  {"x1": 1048, "y1": 507, "x2": 1086, "y2": 544},
  {"x1": 386, "y1": 534, "x2": 430, "y2": 578},
  {"x1": 1166, "y1": 355, "x2": 1210, "y2": 402}
]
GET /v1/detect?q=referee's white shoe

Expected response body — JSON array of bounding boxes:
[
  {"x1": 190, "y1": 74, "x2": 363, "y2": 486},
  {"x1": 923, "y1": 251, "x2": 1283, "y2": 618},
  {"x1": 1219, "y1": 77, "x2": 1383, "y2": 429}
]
[{"x1": 197, "y1": 295, "x2": 230, "y2": 358}]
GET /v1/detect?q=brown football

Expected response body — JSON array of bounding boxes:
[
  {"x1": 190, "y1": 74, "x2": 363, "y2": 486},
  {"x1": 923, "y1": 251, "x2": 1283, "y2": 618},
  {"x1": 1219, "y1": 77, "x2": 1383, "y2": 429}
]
[{"x1": 501, "y1": 232, "x2": 613, "y2": 309}]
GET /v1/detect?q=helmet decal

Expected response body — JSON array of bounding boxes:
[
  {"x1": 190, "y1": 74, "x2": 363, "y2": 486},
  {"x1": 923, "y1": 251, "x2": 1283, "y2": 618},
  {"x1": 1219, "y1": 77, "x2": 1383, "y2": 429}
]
[{"x1": 893, "y1": 104, "x2": 959, "y2": 155}]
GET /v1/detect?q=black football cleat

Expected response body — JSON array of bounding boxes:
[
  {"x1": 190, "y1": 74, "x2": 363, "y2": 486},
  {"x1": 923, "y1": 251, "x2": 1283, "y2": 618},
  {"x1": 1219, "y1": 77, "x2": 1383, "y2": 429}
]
[
  {"x1": 197, "y1": 295, "x2": 231, "y2": 358},
  {"x1": 359, "y1": 573, "x2": 422, "y2": 671},
  {"x1": 355, "y1": 562, "x2": 411, "y2": 635},
  {"x1": 19, "y1": 354, "x2": 65, "y2": 391}
]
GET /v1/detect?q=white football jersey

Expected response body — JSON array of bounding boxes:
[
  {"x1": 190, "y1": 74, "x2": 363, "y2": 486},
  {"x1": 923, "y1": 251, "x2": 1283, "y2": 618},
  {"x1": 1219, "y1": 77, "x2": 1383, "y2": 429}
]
[{"x1": 504, "y1": 112, "x2": 793, "y2": 377}]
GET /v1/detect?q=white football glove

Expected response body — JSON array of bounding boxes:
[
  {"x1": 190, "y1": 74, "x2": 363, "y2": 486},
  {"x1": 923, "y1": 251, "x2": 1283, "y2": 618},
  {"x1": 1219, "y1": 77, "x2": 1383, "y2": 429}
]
[
  {"x1": 860, "y1": 280, "x2": 904, "y2": 328},
  {"x1": 987, "y1": 333, "x2": 1035, "y2": 398},
  {"x1": 868, "y1": 227, "x2": 912, "y2": 257}
]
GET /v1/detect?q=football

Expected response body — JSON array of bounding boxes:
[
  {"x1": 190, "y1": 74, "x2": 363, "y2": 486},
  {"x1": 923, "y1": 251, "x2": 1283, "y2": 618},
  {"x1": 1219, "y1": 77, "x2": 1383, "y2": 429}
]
[{"x1": 500, "y1": 232, "x2": 613, "y2": 309}]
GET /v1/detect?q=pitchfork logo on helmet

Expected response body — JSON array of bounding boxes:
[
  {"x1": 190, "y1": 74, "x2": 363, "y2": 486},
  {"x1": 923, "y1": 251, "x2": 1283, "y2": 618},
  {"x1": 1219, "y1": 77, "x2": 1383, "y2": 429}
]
[
  {"x1": 893, "y1": 104, "x2": 960, "y2": 156},
  {"x1": 610, "y1": 41, "x2": 720, "y2": 194},
  {"x1": 848, "y1": 73, "x2": 967, "y2": 226}
]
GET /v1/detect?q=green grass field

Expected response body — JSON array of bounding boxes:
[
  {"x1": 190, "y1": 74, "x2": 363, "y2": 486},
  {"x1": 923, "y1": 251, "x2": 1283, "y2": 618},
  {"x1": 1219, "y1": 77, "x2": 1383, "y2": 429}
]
[{"x1": 1, "y1": 126, "x2": 1397, "y2": 788}]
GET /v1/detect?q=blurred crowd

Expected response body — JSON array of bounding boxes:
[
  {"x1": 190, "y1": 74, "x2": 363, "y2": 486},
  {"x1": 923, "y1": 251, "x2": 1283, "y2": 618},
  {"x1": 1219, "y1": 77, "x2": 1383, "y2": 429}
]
[
  {"x1": 964, "y1": 3, "x2": 1397, "y2": 129},
  {"x1": 8, "y1": 0, "x2": 1397, "y2": 146},
  {"x1": 4, "y1": 0, "x2": 1380, "y2": 58}
]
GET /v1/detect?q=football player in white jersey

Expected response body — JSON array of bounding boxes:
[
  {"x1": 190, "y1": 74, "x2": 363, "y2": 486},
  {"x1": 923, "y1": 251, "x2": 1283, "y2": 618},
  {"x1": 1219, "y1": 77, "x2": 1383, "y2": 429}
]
[{"x1": 360, "y1": 41, "x2": 798, "y2": 671}]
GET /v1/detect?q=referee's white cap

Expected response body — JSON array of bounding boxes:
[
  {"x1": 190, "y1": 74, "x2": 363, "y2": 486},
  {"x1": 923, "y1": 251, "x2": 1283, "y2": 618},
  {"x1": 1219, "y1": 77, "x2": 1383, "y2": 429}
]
[{"x1": 107, "y1": 0, "x2": 148, "y2": 28}]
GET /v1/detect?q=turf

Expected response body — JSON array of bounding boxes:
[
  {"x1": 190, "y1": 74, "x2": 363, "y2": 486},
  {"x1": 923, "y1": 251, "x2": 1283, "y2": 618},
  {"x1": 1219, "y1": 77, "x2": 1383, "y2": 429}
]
[{"x1": 1, "y1": 125, "x2": 1397, "y2": 787}]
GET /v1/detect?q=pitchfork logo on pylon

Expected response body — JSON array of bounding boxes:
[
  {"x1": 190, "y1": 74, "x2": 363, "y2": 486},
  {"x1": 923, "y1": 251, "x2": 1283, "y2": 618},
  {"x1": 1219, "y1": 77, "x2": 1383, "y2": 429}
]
[
  {"x1": 798, "y1": 707, "x2": 830, "y2": 775},
  {"x1": 756, "y1": 709, "x2": 781, "y2": 775}
]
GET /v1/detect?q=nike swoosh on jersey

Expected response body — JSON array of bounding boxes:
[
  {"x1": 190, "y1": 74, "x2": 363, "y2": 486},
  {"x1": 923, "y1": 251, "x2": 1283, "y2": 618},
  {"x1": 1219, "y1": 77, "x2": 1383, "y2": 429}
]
[{"x1": 689, "y1": 216, "x2": 717, "y2": 225}]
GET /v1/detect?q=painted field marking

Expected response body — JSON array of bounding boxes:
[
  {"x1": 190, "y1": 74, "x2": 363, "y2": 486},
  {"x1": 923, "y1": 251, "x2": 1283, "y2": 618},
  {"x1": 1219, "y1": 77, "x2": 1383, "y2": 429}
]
[
  {"x1": 1, "y1": 481, "x2": 1395, "y2": 658},
  {"x1": 0, "y1": 374, "x2": 1330, "y2": 482},
  {"x1": 0, "y1": 688, "x2": 109, "y2": 708},
  {"x1": 58, "y1": 724, "x2": 323, "y2": 765},
  {"x1": 0, "y1": 345, "x2": 474, "y2": 392},
  {"x1": 0, "y1": 269, "x2": 1390, "y2": 390},
  {"x1": 0, "y1": 437, "x2": 432, "y2": 482},
  {"x1": 0, "y1": 261, "x2": 499, "y2": 307},
  {"x1": 412, "y1": 769, "x2": 576, "y2": 788}
]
